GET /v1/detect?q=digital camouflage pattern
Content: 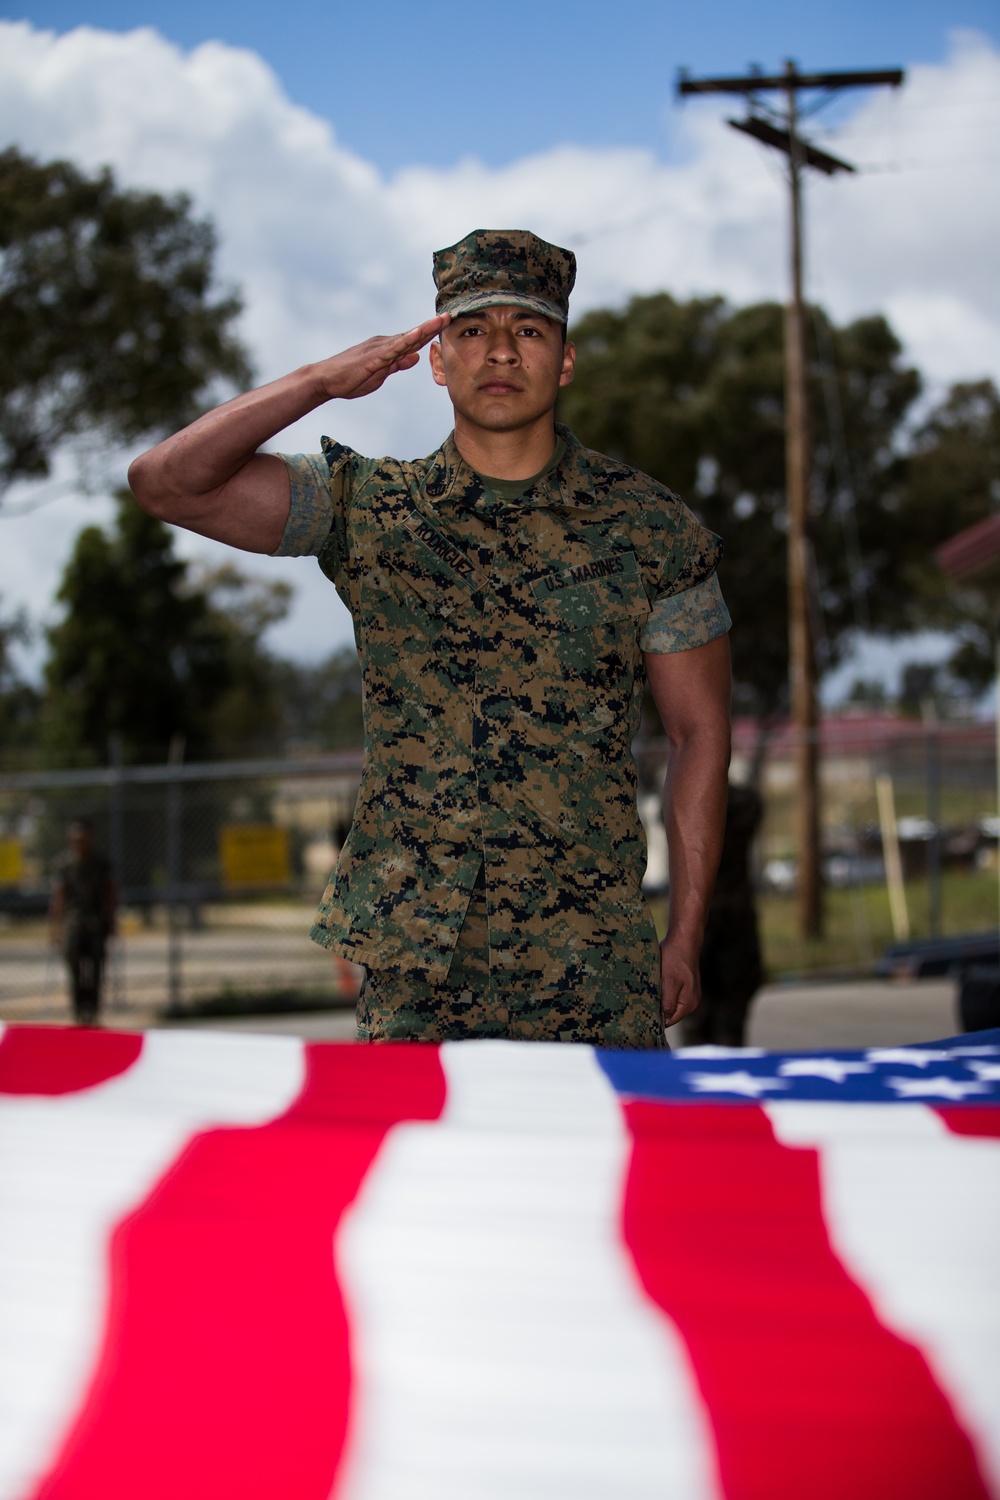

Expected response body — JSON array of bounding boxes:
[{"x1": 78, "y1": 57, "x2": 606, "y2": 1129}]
[
  {"x1": 641, "y1": 572, "x2": 730, "y2": 653},
  {"x1": 277, "y1": 423, "x2": 726, "y2": 1046},
  {"x1": 355, "y1": 867, "x2": 664, "y2": 1046},
  {"x1": 433, "y1": 229, "x2": 576, "y2": 324}
]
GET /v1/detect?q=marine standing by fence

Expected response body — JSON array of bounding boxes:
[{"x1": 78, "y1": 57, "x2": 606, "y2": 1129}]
[{"x1": 49, "y1": 819, "x2": 117, "y2": 1026}]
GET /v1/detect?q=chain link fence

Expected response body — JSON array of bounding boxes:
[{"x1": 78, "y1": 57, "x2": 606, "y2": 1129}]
[
  {"x1": 0, "y1": 719, "x2": 997, "y2": 1023},
  {"x1": 0, "y1": 752, "x2": 363, "y2": 1024},
  {"x1": 732, "y1": 716, "x2": 1000, "y2": 974}
]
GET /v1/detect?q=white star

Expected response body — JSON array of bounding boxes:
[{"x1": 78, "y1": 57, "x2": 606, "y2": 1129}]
[
  {"x1": 866, "y1": 1048, "x2": 951, "y2": 1068},
  {"x1": 778, "y1": 1058, "x2": 874, "y2": 1083},
  {"x1": 966, "y1": 1061, "x2": 1000, "y2": 1082},
  {"x1": 685, "y1": 1071, "x2": 790, "y2": 1097},
  {"x1": 885, "y1": 1075, "x2": 989, "y2": 1100},
  {"x1": 950, "y1": 1046, "x2": 1000, "y2": 1058}
]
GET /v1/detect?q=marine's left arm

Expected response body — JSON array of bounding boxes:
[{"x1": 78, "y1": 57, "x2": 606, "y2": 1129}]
[{"x1": 644, "y1": 632, "x2": 732, "y2": 1028}]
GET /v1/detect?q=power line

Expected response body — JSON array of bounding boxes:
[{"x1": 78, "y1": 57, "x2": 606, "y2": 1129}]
[{"x1": 677, "y1": 59, "x2": 904, "y2": 939}]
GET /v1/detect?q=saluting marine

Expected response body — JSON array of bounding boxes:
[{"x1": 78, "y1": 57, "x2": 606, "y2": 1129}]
[{"x1": 130, "y1": 230, "x2": 732, "y2": 1046}]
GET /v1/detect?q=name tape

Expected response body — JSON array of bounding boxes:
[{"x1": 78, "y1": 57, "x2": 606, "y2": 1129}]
[
  {"x1": 532, "y1": 551, "x2": 639, "y2": 600},
  {"x1": 404, "y1": 514, "x2": 476, "y2": 579}
]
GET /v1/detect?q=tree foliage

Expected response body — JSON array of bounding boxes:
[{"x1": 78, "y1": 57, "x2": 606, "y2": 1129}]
[
  {"x1": 0, "y1": 146, "x2": 252, "y2": 491},
  {"x1": 42, "y1": 493, "x2": 290, "y2": 763},
  {"x1": 0, "y1": 606, "x2": 39, "y2": 754},
  {"x1": 897, "y1": 381, "x2": 1000, "y2": 696},
  {"x1": 561, "y1": 293, "x2": 940, "y2": 715},
  {"x1": 274, "y1": 649, "x2": 365, "y2": 751}
]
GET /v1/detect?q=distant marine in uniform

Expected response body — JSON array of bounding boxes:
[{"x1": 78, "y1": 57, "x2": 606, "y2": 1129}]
[
  {"x1": 686, "y1": 783, "x2": 764, "y2": 1048},
  {"x1": 130, "y1": 228, "x2": 734, "y2": 1046},
  {"x1": 49, "y1": 819, "x2": 117, "y2": 1027}
]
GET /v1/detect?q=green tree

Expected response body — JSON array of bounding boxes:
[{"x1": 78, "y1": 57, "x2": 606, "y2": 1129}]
[
  {"x1": 42, "y1": 492, "x2": 289, "y2": 763},
  {"x1": 194, "y1": 563, "x2": 294, "y2": 752},
  {"x1": 0, "y1": 146, "x2": 251, "y2": 492},
  {"x1": 902, "y1": 381, "x2": 1000, "y2": 551},
  {"x1": 561, "y1": 294, "x2": 922, "y2": 716},
  {"x1": 897, "y1": 380, "x2": 1000, "y2": 696},
  {"x1": 274, "y1": 648, "x2": 364, "y2": 750},
  {"x1": 0, "y1": 605, "x2": 39, "y2": 756}
]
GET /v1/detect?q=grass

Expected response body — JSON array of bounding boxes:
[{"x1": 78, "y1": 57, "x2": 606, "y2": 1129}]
[
  {"x1": 159, "y1": 984, "x2": 354, "y2": 1021},
  {"x1": 650, "y1": 868, "x2": 1000, "y2": 980}
]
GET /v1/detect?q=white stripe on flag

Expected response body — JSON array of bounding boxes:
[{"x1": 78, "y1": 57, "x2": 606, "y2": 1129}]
[
  {"x1": 767, "y1": 1102, "x2": 1000, "y2": 1494},
  {"x1": 335, "y1": 1039, "x2": 720, "y2": 1500},
  {"x1": 0, "y1": 1030, "x2": 305, "y2": 1500}
]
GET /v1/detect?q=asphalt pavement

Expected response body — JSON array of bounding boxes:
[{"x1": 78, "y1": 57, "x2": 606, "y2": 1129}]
[
  {"x1": 745, "y1": 978, "x2": 958, "y2": 1050},
  {"x1": 169, "y1": 978, "x2": 962, "y2": 1050}
]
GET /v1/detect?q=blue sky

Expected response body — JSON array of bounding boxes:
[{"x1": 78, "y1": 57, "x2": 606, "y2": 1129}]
[
  {"x1": 5, "y1": 0, "x2": 997, "y2": 171},
  {"x1": 1, "y1": 6, "x2": 998, "y2": 680}
]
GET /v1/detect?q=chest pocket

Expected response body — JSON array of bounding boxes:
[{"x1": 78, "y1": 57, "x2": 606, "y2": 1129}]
[
  {"x1": 376, "y1": 518, "x2": 487, "y2": 626},
  {"x1": 530, "y1": 550, "x2": 649, "y2": 632}
]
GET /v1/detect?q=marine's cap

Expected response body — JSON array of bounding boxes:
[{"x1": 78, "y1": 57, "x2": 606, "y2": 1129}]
[{"x1": 433, "y1": 229, "x2": 576, "y2": 325}]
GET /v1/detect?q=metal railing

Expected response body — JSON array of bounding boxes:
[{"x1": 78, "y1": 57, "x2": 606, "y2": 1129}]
[
  {"x1": 0, "y1": 751, "x2": 363, "y2": 1022},
  {"x1": 0, "y1": 719, "x2": 996, "y2": 1020}
]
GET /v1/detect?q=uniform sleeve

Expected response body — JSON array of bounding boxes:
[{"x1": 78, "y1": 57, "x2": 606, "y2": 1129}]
[
  {"x1": 640, "y1": 572, "x2": 732, "y2": 653},
  {"x1": 640, "y1": 492, "x2": 729, "y2": 653},
  {"x1": 270, "y1": 452, "x2": 342, "y2": 557}
]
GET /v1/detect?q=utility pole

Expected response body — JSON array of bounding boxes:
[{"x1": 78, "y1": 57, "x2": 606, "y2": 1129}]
[{"x1": 677, "y1": 61, "x2": 903, "y2": 938}]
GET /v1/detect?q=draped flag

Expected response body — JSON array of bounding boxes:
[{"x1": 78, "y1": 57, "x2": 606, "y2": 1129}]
[{"x1": 0, "y1": 1021, "x2": 998, "y2": 1500}]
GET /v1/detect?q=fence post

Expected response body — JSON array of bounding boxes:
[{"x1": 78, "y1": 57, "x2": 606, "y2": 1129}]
[
  {"x1": 165, "y1": 736, "x2": 185, "y2": 1017},
  {"x1": 876, "y1": 772, "x2": 910, "y2": 942},
  {"x1": 108, "y1": 735, "x2": 126, "y2": 1012},
  {"x1": 924, "y1": 714, "x2": 942, "y2": 938},
  {"x1": 996, "y1": 621, "x2": 1000, "y2": 940}
]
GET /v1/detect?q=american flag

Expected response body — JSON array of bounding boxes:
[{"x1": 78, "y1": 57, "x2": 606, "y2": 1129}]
[{"x1": 0, "y1": 1021, "x2": 997, "y2": 1500}]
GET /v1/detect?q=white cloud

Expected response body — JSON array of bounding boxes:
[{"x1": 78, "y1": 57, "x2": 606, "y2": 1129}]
[{"x1": 0, "y1": 20, "x2": 997, "y2": 662}]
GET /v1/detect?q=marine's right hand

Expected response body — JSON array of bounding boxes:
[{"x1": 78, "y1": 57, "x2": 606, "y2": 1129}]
[
  {"x1": 128, "y1": 312, "x2": 450, "y2": 555},
  {"x1": 313, "y1": 315, "x2": 450, "y2": 401}
]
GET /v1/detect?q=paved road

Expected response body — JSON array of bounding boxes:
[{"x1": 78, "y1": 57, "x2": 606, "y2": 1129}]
[
  {"x1": 1, "y1": 907, "x2": 963, "y2": 1053},
  {"x1": 0, "y1": 919, "x2": 348, "y2": 1025},
  {"x1": 746, "y1": 979, "x2": 959, "y2": 1050},
  {"x1": 167, "y1": 979, "x2": 963, "y2": 1050}
]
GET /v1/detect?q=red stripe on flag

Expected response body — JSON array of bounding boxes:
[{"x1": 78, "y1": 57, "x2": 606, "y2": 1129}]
[
  {"x1": 31, "y1": 1043, "x2": 446, "y2": 1500},
  {"x1": 621, "y1": 1100, "x2": 988, "y2": 1500},
  {"x1": 0, "y1": 1025, "x2": 143, "y2": 1095},
  {"x1": 936, "y1": 1106, "x2": 1000, "y2": 1139}
]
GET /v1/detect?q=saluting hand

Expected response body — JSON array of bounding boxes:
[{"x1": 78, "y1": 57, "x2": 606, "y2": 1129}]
[{"x1": 314, "y1": 315, "x2": 450, "y2": 402}]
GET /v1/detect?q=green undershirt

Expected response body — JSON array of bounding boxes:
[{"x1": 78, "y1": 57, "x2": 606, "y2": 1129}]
[{"x1": 475, "y1": 435, "x2": 567, "y2": 504}]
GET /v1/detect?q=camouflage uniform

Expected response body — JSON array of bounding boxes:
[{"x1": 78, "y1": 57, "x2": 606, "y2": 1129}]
[
  {"x1": 52, "y1": 848, "x2": 114, "y2": 1026},
  {"x1": 275, "y1": 230, "x2": 730, "y2": 1045}
]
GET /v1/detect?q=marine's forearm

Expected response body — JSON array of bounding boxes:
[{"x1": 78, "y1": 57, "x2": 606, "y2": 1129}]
[
  {"x1": 128, "y1": 364, "x2": 327, "y2": 517},
  {"x1": 662, "y1": 730, "x2": 730, "y2": 954},
  {"x1": 128, "y1": 317, "x2": 447, "y2": 550}
]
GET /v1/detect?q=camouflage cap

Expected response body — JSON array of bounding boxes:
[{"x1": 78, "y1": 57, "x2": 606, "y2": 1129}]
[{"x1": 433, "y1": 229, "x2": 576, "y2": 325}]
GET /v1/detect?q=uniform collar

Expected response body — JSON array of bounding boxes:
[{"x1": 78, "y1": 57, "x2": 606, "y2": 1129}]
[{"x1": 425, "y1": 424, "x2": 598, "y2": 512}]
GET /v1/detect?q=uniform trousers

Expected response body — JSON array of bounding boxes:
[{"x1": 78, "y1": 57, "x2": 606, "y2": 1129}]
[
  {"x1": 356, "y1": 866, "x2": 666, "y2": 1048},
  {"x1": 65, "y1": 929, "x2": 106, "y2": 1027}
]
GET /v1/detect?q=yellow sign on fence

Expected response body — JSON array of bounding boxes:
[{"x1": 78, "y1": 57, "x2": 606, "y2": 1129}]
[
  {"x1": 0, "y1": 840, "x2": 22, "y2": 885},
  {"x1": 219, "y1": 825, "x2": 290, "y2": 889}
]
